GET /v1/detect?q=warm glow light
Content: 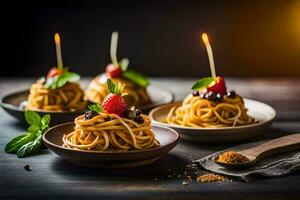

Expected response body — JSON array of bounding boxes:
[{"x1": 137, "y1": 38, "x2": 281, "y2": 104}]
[
  {"x1": 201, "y1": 33, "x2": 216, "y2": 78},
  {"x1": 54, "y1": 33, "x2": 60, "y2": 44},
  {"x1": 201, "y1": 33, "x2": 209, "y2": 45},
  {"x1": 54, "y1": 33, "x2": 63, "y2": 69}
]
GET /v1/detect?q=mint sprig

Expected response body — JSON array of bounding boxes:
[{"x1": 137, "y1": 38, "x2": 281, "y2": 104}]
[
  {"x1": 44, "y1": 69, "x2": 80, "y2": 90},
  {"x1": 107, "y1": 79, "x2": 124, "y2": 95},
  {"x1": 191, "y1": 77, "x2": 215, "y2": 90},
  {"x1": 88, "y1": 104, "x2": 103, "y2": 113},
  {"x1": 5, "y1": 110, "x2": 51, "y2": 158}
]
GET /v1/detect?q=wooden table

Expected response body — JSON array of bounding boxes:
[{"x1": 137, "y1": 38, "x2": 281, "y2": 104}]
[{"x1": 1, "y1": 78, "x2": 300, "y2": 200}]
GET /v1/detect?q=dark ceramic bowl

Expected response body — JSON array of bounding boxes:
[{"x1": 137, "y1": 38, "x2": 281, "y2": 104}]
[
  {"x1": 43, "y1": 122, "x2": 180, "y2": 168},
  {"x1": 0, "y1": 90, "x2": 85, "y2": 125}
]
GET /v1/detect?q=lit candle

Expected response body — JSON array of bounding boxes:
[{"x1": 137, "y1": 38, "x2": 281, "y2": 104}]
[
  {"x1": 54, "y1": 33, "x2": 63, "y2": 70},
  {"x1": 201, "y1": 33, "x2": 216, "y2": 78},
  {"x1": 110, "y1": 31, "x2": 119, "y2": 66}
]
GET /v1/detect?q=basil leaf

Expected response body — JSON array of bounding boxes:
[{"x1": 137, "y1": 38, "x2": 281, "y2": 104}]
[
  {"x1": 56, "y1": 71, "x2": 80, "y2": 88},
  {"x1": 25, "y1": 110, "x2": 41, "y2": 127},
  {"x1": 27, "y1": 124, "x2": 40, "y2": 133},
  {"x1": 119, "y1": 58, "x2": 129, "y2": 72},
  {"x1": 5, "y1": 133, "x2": 33, "y2": 153},
  {"x1": 88, "y1": 104, "x2": 103, "y2": 113},
  {"x1": 44, "y1": 71, "x2": 80, "y2": 89},
  {"x1": 44, "y1": 76, "x2": 59, "y2": 89},
  {"x1": 123, "y1": 70, "x2": 149, "y2": 87},
  {"x1": 191, "y1": 77, "x2": 215, "y2": 90},
  {"x1": 41, "y1": 114, "x2": 51, "y2": 131},
  {"x1": 17, "y1": 134, "x2": 42, "y2": 158}
]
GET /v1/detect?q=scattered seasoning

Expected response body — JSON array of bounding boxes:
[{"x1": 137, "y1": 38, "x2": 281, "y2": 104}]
[
  {"x1": 24, "y1": 164, "x2": 31, "y2": 171},
  {"x1": 216, "y1": 151, "x2": 249, "y2": 164},
  {"x1": 197, "y1": 173, "x2": 227, "y2": 183}
]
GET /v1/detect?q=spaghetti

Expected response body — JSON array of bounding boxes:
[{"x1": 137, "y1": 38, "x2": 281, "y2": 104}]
[
  {"x1": 63, "y1": 113, "x2": 160, "y2": 151},
  {"x1": 166, "y1": 94, "x2": 256, "y2": 128},
  {"x1": 26, "y1": 79, "x2": 87, "y2": 112},
  {"x1": 86, "y1": 75, "x2": 151, "y2": 107}
]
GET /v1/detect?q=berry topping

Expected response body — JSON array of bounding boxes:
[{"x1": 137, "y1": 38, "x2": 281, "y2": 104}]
[
  {"x1": 134, "y1": 108, "x2": 142, "y2": 116},
  {"x1": 134, "y1": 115, "x2": 144, "y2": 124},
  {"x1": 47, "y1": 67, "x2": 63, "y2": 78},
  {"x1": 192, "y1": 91, "x2": 200, "y2": 96},
  {"x1": 215, "y1": 93, "x2": 223, "y2": 101},
  {"x1": 207, "y1": 76, "x2": 227, "y2": 95},
  {"x1": 125, "y1": 109, "x2": 136, "y2": 119},
  {"x1": 106, "y1": 64, "x2": 122, "y2": 78},
  {"x1": 102, "y1": 79, "x2": 127, "y2": 116},
  {"x1": 227, "y1": 90, "x2": 236, "y2": 98},
  {"x1": 205, "y1": 91, "x2": 217, "y2": 101},
  {"x1": 85, "y1": 111, "x2": 98, "y2": 120}
]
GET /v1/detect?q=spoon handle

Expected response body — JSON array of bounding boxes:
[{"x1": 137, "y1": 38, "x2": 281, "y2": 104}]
[{"x1": 241, "y1": 133, "x2": 300, "y2": 160}]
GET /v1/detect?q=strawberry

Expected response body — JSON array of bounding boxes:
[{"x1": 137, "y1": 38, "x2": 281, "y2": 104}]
[
  {"x1": 47, "y1": 67, "x2": 63, "y2": 78},
  {"x1": 102, "y1": 79, "x2": 127, "y2": 116},
  {"x1": 207, "y1": 76, "x2": 227, "y2": 95},
  {"x1": 106, "y1": 64, "x2": 122, "y2": 78}
]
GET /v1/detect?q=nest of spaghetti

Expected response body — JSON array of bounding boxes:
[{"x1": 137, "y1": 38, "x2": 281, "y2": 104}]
[
  {"x1": 63, "y1": 113, "x2": 160, "y2": 151},
  {"x1": 26, "y1": 79, "x2": 87, "y2": 112},
  {"x1": 86, "y1": 75, "x2": 151, "y2": 108},
  {"x1": 166, "y1": 93, "x2": 256, "y2": 128}
]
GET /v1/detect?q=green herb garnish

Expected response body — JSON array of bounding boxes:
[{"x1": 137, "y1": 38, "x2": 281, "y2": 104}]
[
  {"x1": 123, "y1": 69, "x2": 149, "y2": 88},
  {"x1": 108, "y1": 31, "x2": 149, "y2": 88},
  {"x1": 88, "y1": 104, "x2": 103, "y2": 113},
  {"x1": 107, "y1": 79, "x2": 124, "y2": 95},
  {"x1": 191, "y1": 77, "x2": 215, "y2": 90},
  {"x1": 44, "y1": 69, "x2": 80, "y2": 90},
  {"x1": 5, "y1": 110, "x2": 51, "y2": 158}
]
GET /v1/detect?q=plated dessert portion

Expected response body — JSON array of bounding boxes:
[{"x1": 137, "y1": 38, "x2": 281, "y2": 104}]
[
  {"x1": 26, "y1": 33, "x2": 87, "y2": 112},
  {"x1": 86, "y1": 32, "x2": 151, "y2": 108},
  {"x1": 166, "y1": 76, "x2": 256, "y2": 128},
  {"x1": 63, "y1": 79, "x2": 159, "y2": 151},
  {"x1": 43, "y1": 79, "x2": 179, "y2": 168},
  {"x1": 149, "y1": 33, "x2": 276, "y2": 142}
]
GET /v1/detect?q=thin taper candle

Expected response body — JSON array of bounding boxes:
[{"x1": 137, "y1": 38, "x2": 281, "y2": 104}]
[
  {"x1": 110, "y1": 32, "x2": 119, "y2": 66},
  {"x1": 201, "y1": 33, "x2": 216, "y2": 78},
  {"x1": 54, "y1": 33, "x2": 63, "y2": 70}
]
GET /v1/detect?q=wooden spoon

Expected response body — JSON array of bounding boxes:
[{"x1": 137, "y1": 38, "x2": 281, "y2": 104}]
[{"x1": 214, "y1": 133, "x2": 300, "y2": 169}]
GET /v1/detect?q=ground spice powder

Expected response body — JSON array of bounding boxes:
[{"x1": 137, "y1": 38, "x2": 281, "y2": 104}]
[
  {"x1": 197, "y1": 174, "x2": 227, "y2": 183},
  {"x1": 216, "y1": 151, "x2": 249, "y2": 164}
]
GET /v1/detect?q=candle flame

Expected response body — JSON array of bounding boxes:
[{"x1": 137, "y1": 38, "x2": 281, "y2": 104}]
[
  {"x1": 201, "y1": 33, "x2": 209, "y2": 45},
  {"x1": 54, "y1": 33, "x2": 60, "y2": 44}
]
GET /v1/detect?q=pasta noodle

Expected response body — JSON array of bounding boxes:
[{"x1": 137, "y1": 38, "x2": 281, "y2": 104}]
[
  {"x1": 63, "y1": 113, "x2": 160, "y2": 151},
  {"x1": 86, "y1": 75, "x2": 151, "y2": 107},
  {"x1": 166, "y1": 94, "x2": 256, "y2": 128},
  {"x1": 26, "y1": 80, "x2": 87, "y2": 111}
]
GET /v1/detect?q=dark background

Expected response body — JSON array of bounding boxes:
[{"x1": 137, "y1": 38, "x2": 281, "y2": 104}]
[{"x1": 2, "y1": 0, "x2": 300, "y2": 77}]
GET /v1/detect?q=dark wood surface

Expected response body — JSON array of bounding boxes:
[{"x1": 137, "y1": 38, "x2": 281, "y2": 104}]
[{"x1": 1, "y1": 78, "x2": 300, "y2": 200}]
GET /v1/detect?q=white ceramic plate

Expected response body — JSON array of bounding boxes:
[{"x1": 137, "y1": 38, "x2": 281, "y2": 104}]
[{"x1": 149, "y1": 99, "x2": 276, "y2": 143}]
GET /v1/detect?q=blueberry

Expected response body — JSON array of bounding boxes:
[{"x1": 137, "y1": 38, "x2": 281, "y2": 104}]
[
  {"x1": 134, "y1": 116, "x2": 144, "y2": 124},
  {"x1": 227, "y1": 90, "x2": 236, "y2": 98},
  {"x1": 134, "y1": 108, "x2": 142, "y2": 116},
  {"x1": 205, "y1": 91, "x2": 217, "y2": 101},
  {"x1": 192, "y1": 91, "x2": 200, "y2": 96},
  {"x1": 125, "y1": 109, "x2": 136, "y2": 119},
  {"x1": 215, "y1": 93, "x2": 223, "y2": 101},
  {"x1": 85, "y1": 111, "x2": 98, "y2": 120}
]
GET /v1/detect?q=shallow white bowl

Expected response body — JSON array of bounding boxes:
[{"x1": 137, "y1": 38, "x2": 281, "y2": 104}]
[{"x1": 149, "y1": 99, "x2": 277, "y2": 143}]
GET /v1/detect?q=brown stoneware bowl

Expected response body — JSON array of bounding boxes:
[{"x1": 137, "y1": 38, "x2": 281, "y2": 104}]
[
  {"x1": 0, "y1": 90, "x2": 85, "y2": 125},
  {"x1": 43, "y1": 122, "x2": 180, "y2": 168}
]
